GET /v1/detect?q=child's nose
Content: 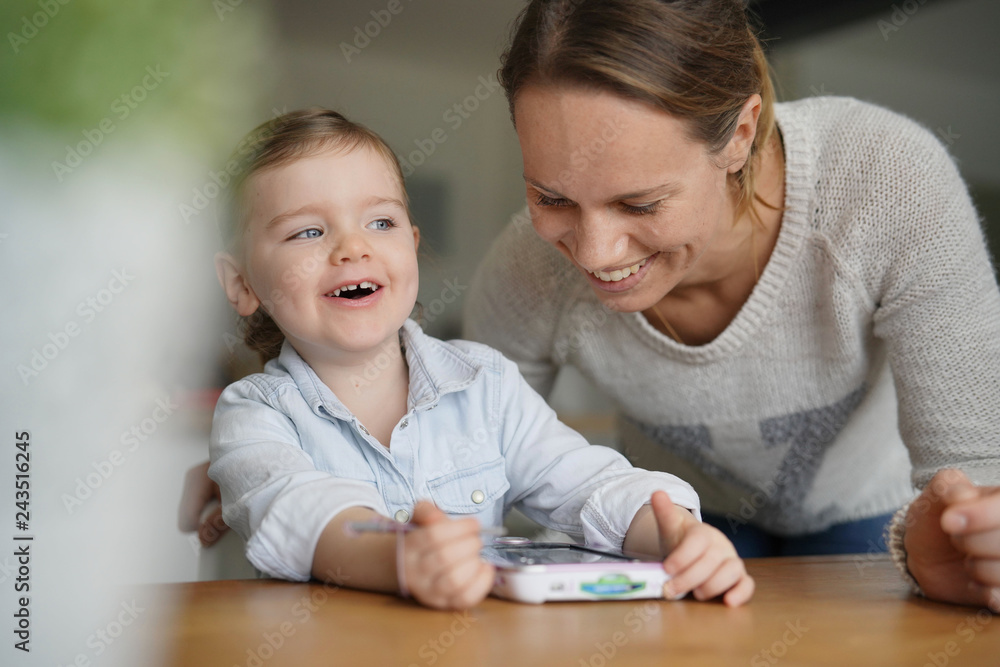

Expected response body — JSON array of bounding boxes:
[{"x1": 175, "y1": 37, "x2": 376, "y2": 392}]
[{"x1": 330, "y1": 231, "x2": 371, "y2": 264}]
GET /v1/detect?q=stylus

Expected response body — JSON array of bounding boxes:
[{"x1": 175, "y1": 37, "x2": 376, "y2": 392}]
[{"x1": 345, "y1": 518, "x2": 508, "y2": 537}]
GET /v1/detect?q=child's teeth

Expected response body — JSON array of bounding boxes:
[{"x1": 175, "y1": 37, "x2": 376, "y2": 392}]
[{"x1": 330, "y1": 282, "x2": 379, "y2": 297}]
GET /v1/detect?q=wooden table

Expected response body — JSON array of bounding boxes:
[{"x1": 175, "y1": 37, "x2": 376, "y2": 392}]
[{"x1": 137, "y1": 556, "x2": 999, "y2": 666}]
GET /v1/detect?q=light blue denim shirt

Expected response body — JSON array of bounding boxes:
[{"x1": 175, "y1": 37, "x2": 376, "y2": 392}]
[{"x1": 209, "y1": 319, "x2": 700, "y2": 581}]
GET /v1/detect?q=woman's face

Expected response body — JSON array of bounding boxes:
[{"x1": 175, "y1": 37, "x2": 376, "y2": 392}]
[{"x1": 514, "y1": 84, "x2": 745, "y2": 313}]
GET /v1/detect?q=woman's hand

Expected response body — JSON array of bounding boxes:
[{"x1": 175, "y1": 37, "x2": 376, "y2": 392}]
[
  {"x1": 400, "y1": 501, "x2": 496, "y2": 610},
  {"x1": 177, "y1": 460, "x2": 230, "y2": 547},
  {"x1": 905, "y1": 469, "x2": 1000, "y2": 611},
  {"x1": 650, "y1": 490, "x2": 755, "y2": 607}
]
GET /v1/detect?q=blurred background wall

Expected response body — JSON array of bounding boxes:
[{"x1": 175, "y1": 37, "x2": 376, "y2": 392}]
[{"x1": 0, "y1": 1, "x2": 996, "y2": 664}]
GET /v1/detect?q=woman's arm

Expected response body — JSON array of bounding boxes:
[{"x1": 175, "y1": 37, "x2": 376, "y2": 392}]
[{"x1": 860, "y1": 112, "x2": 1000, "y2": 606}]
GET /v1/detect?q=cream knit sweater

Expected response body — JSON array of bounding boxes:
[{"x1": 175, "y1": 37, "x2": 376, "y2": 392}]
[{"x1": 465, "y1": 97, "x2": 1000, "y2": 537}]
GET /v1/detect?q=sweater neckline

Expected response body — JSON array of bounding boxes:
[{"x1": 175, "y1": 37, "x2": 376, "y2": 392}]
[{"x1": 624, "y1": 103, "x2": 815, "y2": 362}]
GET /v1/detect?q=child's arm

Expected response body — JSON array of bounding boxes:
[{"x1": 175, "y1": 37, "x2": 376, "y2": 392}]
[
  {"x1": 623, "y1": 490, "x2": 755, "y2": 607},
  {"x1": 312, "y1": 501, "x2": 496, "y2": 610},
  {"x1": 212, "y1": 378, "x2": 495, "y2": 609}
]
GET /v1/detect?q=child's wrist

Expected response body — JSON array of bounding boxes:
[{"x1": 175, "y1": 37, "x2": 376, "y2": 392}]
[{"x1": 396, "y1": 531, "x2": 410, "y2": 598}]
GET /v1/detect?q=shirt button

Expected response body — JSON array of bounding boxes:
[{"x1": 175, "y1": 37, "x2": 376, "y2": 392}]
[
  {"x1": 399, "y1": 419, "x2": 408, "y2": 430},
  {"x1": 471, "y1": 490, "x2": 485, "y2": 504},
  {"x1": 394, "y1": 509, "x2": 410, "y2": 523},
  {"x1": 358, "y1": 424, "x2": 369, "y2": 435}
]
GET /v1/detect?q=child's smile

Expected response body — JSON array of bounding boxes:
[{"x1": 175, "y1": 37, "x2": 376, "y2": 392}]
[
  {"x1": 326, "y1": 280, "x2": 381, "y2": 300},
  {"x1": 226, "y1": 145, "x2": 420, "y2": 368}
]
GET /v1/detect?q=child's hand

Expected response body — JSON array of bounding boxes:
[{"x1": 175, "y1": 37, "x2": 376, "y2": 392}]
[
  {"x1": 400, "y1": 501, "x2": 496, "y2": 610},
  {"x1": 651, "y1": 490, "x2": 755, "y2": 607}
]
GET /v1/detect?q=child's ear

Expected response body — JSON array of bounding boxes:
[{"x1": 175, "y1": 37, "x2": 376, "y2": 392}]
[
  {"x1": 412, "y1": 225, "x2": 420, "y2": 251},
  {"x1": 214, "y1": 252, "x2": 261, "y2": 317}
]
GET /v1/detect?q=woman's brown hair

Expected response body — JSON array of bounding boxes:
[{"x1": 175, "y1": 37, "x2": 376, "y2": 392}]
[
  {"x1": 499, "y1": 0, "x2": 777, "y2": 225},
  {"x1": 220, "y1": 108, "x2": 408, "y2": 362}
]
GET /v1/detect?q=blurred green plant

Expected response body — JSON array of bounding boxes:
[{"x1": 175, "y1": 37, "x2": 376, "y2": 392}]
[{"x1": 0, "y1": 0, "x2": 277, "y2": 162}]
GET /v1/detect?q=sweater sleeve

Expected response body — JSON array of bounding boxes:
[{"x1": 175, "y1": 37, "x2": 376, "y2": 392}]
[
  {"x1": 463, "y1": 208, "x2": 572, "y2": 398},
  {"x1": 856, "y1": 108, "x2": 1000, "y2": 488}
]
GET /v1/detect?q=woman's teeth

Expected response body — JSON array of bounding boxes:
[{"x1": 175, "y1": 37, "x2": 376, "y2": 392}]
[
  {"x1": 591, "y1": 258, "x2": 648, "y2": 283},
  {"x1": 329, "y1": 281, "x2": 379, "y2": 297}
]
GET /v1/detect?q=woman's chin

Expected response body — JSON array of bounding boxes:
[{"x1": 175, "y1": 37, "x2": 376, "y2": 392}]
[{"x1": 590, "y1": 288, "x2": 651, "y2": 314}]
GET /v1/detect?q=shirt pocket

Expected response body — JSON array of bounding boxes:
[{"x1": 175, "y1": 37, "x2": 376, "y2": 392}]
[{"x1": 427, "y1": 457, "x2": 510, "y2": 515}]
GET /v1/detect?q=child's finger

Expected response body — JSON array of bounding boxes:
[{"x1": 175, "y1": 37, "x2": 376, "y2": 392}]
[
  {"x1": 433, "y1": 552, "x2": 492, "y2": 594},
  {"x1": 690, "y1": 557, "x2": 748, "y2": 601},
  {"x1": 661, "y1": 524, "x2": 711, "y2": 577},
  {"x1": 651, "y1": 490, "x2": 687, "y2": 556},
  {"x1": 443, "y1": 561, "x2": 495, "y2": 610},
  {"x1": 411, "y1": 517, "x2": 487, "y2": 555},
  {"x1": 415, "y1": 530, "x2": 485, "y2": 576},
  {"x1": 722, "y1": 572, "x2": 756, "y2": 607},
  {"x1": 421, "y1": 556, "x2": 494, "y2": 610},
  {"x1": 411, "y1": 500, "x2": 449, "y2": 526},
  {"x1": 663, "y1": 538, "x2": 723, "y2": 598}
]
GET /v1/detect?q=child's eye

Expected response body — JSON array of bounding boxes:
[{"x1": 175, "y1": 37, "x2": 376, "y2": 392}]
[
  {"x1": 291, "y1": 228, "x2": 323, "y2": 240},
  {"x1": 366, "y1": 218, "x2": 397, "y2": 231},
  {"x1": 534, "y1": 193, "x2": 572, "y2": 208}
]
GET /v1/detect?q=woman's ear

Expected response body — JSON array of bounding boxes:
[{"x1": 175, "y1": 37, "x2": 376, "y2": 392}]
[
  {"x1": 723, "y1": 94, "x2": 762, "y2": 174},
  {"x1": 214, "y1": 252, "x2": 261, "y2": 317},
  {"x1": 412, "y1": 225, "x2": 420, "y2": 251}
]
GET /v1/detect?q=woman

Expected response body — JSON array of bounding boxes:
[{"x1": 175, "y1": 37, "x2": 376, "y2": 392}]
[
  {"x1": 184, "y1": 0, "x2": 999, "y2": 610},
  {"x1": 462, "y1": 0, "x2": 1000, "y2": 608}
]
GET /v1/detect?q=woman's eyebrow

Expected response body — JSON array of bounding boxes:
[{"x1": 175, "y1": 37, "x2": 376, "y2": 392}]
[
  {"x1": 525, "y1": 176, "x2": 677, "y2": 201},
  {"x1": 524, "y1": 176, "x2": 566, "y2": 198}
]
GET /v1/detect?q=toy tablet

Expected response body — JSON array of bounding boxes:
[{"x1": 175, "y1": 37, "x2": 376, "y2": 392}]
[{"x1": 481, "y1": 539, "x2": 669, "y2": 604}]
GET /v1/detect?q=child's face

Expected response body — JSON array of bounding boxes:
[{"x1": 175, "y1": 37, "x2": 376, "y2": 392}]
[{"x1": 225, "y1": 145, "x2": 420, "y2": 363}]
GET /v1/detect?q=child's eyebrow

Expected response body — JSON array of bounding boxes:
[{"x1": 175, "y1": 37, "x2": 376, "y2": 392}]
[
  {"x1": 265, "y1": 197, "x2": 407, "y2": 230},
  {"x1": 362, "y1": 195, "x2": 407, "y2": 210},
  {"x1": 265, "y1": 204, "x2": 324, "y2": 230}
]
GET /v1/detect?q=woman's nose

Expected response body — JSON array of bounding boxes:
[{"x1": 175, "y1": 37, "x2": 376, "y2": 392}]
[{"x1": 571, "y1": 211, "x2": 628, "y2": 271}]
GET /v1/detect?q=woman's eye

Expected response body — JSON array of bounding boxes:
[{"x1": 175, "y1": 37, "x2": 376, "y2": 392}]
[
  {"x1": 620, "y1": 201, "x2": 661, "y2": 216},
  {"x1": 534, "y1": 193, "x2": 572, "y2": 208},
  {"x1": 366, "y1": 218, "x2": 396, "y2": 231},
  {"x1": 292, "y1": 228, "x2": 323, "y2": 239}
]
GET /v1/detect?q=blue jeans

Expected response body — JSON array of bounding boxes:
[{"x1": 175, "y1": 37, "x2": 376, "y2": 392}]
[{"x1": 701, "y1": 511, "x2": 896, "y2": 558}]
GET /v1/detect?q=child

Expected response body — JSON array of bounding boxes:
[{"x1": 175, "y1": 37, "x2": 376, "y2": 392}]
[{"x1": 209, "y1": 108, "x2": 754, "y2": 609}]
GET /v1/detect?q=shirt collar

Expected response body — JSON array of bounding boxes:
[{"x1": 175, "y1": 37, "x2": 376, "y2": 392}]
[{"x1": 272, "y1": 319, "x2": 483, "y2": 421}]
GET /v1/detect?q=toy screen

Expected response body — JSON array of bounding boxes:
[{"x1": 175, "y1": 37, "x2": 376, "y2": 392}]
[{"x1": 482, "y1": 543, "x2": 638, "y2": 567}]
